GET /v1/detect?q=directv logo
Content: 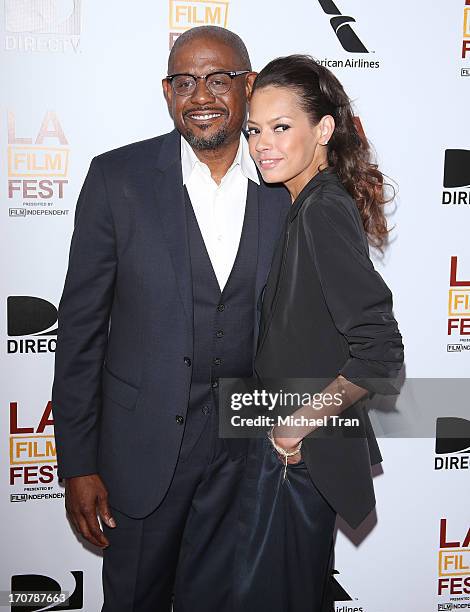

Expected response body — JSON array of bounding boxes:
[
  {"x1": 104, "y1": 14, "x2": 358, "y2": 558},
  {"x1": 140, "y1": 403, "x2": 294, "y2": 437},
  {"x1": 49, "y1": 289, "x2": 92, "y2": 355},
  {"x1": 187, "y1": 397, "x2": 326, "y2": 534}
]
[
  {"x1": 434, "y1": 417, "x2": 470, "y2": 470},
  {"x1": 442, "y1": 149, "x2": 470, "y2": 206},
  {"x1": 7, "y1": 296, "x2": 57, "y2": 354},
  {"x1": 5, "y1": 0, "x2": 81, "y2": 35},
  {"x1": 10, "y1": 571, "x2": 83, "y2": 611},
  {"x1": 4, "y1": 0, "x2": 82, "y2": 53}
]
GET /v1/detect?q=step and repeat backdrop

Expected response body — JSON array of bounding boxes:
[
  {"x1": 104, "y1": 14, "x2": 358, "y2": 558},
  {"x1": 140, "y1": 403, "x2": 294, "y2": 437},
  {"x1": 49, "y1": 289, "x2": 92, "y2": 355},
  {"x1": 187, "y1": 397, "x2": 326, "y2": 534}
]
[{"x1": 1, "y1": 1, "x2": 469, "y2": 610}]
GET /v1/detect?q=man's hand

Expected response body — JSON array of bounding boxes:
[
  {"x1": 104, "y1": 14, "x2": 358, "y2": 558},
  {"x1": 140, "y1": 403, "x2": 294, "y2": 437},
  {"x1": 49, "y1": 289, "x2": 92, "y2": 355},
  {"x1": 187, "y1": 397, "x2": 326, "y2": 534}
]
[{"x1": 65, "y1": 474, "x2": 116, "y2": 548}]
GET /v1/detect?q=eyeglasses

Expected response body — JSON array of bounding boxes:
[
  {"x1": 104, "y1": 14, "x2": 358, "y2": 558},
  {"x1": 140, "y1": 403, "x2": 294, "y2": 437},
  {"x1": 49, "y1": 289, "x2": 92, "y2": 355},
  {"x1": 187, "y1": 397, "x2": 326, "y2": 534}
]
[{"x1": 166, "y1": 70, "x2": 250, "y2": 96}]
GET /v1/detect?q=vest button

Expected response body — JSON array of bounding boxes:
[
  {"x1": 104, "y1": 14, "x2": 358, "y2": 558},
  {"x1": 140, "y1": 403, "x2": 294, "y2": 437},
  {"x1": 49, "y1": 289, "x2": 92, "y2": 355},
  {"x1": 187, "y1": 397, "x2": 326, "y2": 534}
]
[
  {"x1": 211, "y1": 379, "x2": 219, "y2": 389},
  {"x1": 202, "y1": 405, "x2": 210, "y2": 415},
  {"x1": 213, "y1": 357, "x2": 222, "y2": 366},
  {"x1": 216, "y1": 330, "x2": 224, "y2": 338},
  {"x1": 183, "y1": 356, "x2": 192, "y2": 367},
  {"x1": 175, "y1": 415, "x2": 184, "y2": 425},
  {"x1": 217, "y1": 304, "x2": 225, "y2": 312}
]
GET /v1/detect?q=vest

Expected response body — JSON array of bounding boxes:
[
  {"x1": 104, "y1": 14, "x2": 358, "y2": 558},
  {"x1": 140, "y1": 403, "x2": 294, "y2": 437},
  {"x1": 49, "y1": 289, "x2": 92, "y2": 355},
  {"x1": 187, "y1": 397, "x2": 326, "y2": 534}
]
[{"x1": 182, "y1": 182, "x2": 258, "y2": 449}]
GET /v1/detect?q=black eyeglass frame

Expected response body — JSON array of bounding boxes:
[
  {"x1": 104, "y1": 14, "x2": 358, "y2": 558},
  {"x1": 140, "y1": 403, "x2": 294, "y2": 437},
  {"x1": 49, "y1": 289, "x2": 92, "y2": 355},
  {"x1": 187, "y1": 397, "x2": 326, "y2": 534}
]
[{"x1": 165, "y1": 70, "x2": 251, "y2": 95}]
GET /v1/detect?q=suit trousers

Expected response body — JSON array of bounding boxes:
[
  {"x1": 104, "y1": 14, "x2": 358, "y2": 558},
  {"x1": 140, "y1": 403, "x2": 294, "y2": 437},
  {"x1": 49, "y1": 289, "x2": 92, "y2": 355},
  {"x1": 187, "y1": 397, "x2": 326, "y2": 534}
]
[{"x1": 101, "y1": 406, "x2": 245, "y2": 612}]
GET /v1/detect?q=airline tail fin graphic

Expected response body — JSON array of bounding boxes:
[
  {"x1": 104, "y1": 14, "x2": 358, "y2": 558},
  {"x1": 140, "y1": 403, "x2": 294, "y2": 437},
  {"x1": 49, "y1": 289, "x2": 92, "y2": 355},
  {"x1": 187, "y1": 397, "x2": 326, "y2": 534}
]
[{"x1": 317, "y1": 0, "x2": 368, "y2": 53}]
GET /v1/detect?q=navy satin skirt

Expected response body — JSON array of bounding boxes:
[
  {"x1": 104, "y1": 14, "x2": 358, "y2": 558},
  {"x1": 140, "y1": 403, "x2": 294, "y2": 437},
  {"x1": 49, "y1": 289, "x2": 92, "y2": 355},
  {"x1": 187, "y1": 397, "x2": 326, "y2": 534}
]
[{"x1": 234, "y1": 436, "x2": 337, "y2": 612}]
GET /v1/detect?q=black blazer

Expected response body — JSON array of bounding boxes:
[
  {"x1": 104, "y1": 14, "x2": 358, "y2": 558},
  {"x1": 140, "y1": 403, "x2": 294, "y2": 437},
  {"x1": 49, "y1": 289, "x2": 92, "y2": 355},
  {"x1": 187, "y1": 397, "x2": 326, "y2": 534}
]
[
  {"x1": 255, "y1": 169, "x2": 404, "y2": 529},
  {"x1": 52, "y1": 129, "x2": 290, "y2": 518}
]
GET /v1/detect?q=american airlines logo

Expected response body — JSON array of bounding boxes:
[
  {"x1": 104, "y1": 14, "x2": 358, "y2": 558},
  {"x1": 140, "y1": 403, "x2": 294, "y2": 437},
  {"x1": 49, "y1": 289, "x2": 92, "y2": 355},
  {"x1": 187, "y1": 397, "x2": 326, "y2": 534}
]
[{"x1": 317, "y1": 0, "x2": 368, "y2": 53}]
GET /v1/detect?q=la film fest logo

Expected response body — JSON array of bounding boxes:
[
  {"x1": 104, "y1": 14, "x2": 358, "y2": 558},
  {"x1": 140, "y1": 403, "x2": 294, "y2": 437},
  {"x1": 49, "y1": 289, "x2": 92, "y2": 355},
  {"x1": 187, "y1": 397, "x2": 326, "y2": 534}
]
[
  {"x1": 315, "y1": 0, "x2": 380, "y2": 70},
  {"x1": 435, "y1": 418, "x2": 470, "y2": 471},
  {"x1": 462, "y1": 0, "x2": 470, "y2": 76},
  {"x1": 438, "y1": 519, "x2": 470, "y2": 597},
  {"x1": 168, "y1": 0, "x2": 229, "y2": 49},
  {"x1": 9, "y1": 400, "x2": 61, "y2": 497},
  {"x1": 7, "y1": 110, "x2": 70, "y2": 218},
  {"x1": 4, "y1": 0, "x2": 81, "y2": 53},
  {"x1": 7, "y1": 296, "x2": 57, "y2": 354},
  {"x1": 442, "y1": 150, "x2": 470, "y2": 206},
  {"x1": 447, "y1": 257, "x2": 470, "y2": 350},
  {"x1": 10, "y1": 571, "x2": 83, "y2": 611}
]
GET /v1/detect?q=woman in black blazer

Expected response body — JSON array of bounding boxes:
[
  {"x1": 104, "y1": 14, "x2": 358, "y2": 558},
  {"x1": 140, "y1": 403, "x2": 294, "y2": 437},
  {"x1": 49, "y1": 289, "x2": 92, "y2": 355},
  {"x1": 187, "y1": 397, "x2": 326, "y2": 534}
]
[{"x1": 235, "y1": 56, "x2": 404, "y2": 611}]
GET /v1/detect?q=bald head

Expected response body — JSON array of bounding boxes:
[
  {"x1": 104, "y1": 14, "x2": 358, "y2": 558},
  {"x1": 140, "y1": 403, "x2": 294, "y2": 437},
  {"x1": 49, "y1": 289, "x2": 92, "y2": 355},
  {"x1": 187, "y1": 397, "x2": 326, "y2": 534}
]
[{"x1": 168, "y1": 26, "x2": 251, "y2": 73}]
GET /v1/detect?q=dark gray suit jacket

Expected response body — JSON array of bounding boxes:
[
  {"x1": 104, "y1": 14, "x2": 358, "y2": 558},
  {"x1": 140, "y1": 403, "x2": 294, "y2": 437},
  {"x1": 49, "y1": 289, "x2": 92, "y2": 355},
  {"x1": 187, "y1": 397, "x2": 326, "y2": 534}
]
[{"x1": 52, "y1": 129, "x2": 290, "y2": 518}]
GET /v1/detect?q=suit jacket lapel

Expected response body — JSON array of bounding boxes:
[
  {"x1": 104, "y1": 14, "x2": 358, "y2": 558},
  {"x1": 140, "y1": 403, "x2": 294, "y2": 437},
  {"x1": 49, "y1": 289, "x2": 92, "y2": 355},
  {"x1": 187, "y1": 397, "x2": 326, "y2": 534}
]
[
  {"x1": 150, "y1": 132, "x2": 288, "y2": 346},
  {"x1": 153, "y1": 130, "x2": 193, "y2": 326}
]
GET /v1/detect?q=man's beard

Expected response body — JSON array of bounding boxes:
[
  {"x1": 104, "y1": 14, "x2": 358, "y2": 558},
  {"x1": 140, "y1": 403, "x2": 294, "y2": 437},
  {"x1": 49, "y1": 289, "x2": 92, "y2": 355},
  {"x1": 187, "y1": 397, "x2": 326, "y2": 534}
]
[{"x1": 183, "y1": 125, "x2": 229, "y2": 151}]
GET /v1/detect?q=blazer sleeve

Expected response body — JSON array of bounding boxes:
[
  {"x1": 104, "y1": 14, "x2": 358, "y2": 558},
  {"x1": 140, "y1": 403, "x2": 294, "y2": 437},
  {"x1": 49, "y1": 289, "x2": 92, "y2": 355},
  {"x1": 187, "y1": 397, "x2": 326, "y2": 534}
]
[
  {"x1": 303, "y1": 185, "x2": 404, "y2": 395},
  {"x1": 52, "y1": 156, "x2": 117, "y2": 478}
]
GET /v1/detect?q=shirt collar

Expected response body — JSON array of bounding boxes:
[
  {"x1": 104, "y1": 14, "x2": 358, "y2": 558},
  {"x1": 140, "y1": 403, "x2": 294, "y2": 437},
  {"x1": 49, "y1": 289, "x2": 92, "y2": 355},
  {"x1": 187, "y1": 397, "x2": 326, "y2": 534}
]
[{"x1": 180, "y1": 134, "x2": 259, "y2": 185}]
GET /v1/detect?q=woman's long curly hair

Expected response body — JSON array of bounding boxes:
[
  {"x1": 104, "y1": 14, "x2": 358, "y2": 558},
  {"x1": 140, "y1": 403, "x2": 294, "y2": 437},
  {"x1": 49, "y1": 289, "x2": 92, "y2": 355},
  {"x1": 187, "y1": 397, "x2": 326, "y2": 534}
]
[{"x1": 252, "y1": 55, "x2": 394, "y2": 249}]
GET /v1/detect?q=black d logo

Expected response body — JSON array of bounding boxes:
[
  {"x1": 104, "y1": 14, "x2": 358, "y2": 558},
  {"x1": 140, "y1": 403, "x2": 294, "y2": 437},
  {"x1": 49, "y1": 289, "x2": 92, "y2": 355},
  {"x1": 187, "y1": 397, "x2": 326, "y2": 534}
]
[
  {"x1": 7, "y1": 296, "x2": 57, "y2": 336},
  {"x1": 435, "y1": 417, "x2": 470, "y2": 454},
  {"x1": 10, "y1": 571, "x2": 83, "y2": 611},
  {"x1": 443, "y1": 149, "x2": 470, "y2": 188}
]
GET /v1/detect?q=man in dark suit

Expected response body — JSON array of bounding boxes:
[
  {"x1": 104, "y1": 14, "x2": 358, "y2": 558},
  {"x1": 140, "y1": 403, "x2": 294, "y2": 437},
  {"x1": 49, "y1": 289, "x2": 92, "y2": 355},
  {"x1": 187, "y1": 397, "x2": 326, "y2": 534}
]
[{"x1": 52, "y1": 25, "x2": 289, "y2": 611}]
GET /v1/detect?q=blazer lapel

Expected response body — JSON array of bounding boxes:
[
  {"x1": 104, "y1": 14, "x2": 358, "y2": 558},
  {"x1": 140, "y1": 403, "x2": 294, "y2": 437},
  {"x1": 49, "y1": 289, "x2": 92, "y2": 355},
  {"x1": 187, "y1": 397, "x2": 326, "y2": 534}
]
[
  {"x1": 153, "y1": 130, "x2": 193, "y2": 326},
  {"x1": 253, "y1": 176, "x2": 290, "y2": 350}
]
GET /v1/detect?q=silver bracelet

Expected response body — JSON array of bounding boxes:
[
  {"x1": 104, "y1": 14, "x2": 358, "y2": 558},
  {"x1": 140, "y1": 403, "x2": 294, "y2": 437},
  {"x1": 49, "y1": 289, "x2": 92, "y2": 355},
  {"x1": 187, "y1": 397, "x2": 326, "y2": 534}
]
[{"x1": 267, "y1": 427, "x2": 302, "y2": 480}]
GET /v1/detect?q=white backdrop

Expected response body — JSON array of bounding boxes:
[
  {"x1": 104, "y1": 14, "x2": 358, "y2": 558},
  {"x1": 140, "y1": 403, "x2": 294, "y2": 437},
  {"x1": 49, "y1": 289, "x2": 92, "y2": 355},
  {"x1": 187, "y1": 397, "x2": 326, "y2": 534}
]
[{"x1": 1, "y1": 1, "x2": 469, "y2": 610}]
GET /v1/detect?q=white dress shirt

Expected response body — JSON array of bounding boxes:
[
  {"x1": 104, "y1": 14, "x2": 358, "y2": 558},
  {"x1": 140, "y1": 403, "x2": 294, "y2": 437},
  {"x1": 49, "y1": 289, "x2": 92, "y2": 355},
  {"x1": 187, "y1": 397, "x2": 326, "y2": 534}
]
[{"x1": 181, "y1": 135, "x2": 260, "y2": 291}]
